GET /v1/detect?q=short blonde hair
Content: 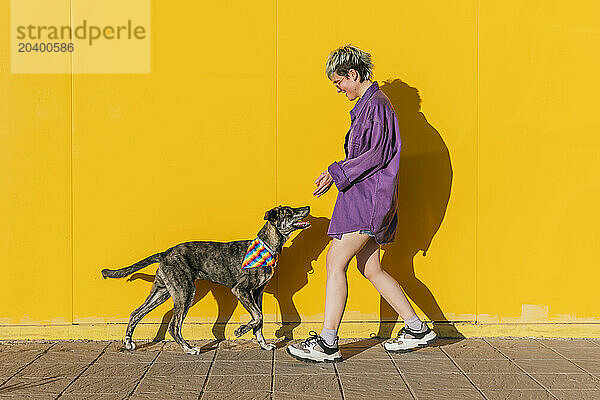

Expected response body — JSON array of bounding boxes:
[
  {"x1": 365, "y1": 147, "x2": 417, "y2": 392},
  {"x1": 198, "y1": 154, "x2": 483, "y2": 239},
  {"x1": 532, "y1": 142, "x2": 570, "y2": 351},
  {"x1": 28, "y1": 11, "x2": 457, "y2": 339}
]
[{"x1": 325, "y1": 44, "x2": 374, "y2": 82}]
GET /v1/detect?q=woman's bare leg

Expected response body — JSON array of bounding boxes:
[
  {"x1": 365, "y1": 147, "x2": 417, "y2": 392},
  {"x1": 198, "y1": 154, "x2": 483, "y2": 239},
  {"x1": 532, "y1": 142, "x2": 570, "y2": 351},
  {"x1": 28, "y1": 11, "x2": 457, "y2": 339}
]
[
  {"x1": 356, "y1": 238, "x2": 418, "y2": 320},
  {"x1": 322, "y1": 231, "x2": 371, "y2": 330}
]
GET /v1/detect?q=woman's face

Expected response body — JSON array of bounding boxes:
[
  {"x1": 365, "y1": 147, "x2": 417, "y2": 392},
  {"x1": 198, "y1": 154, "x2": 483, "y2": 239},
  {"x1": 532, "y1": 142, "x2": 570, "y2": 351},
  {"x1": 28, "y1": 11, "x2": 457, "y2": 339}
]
[{"x1": 331, "y1": 70, "x2": 361, "y2": 101}]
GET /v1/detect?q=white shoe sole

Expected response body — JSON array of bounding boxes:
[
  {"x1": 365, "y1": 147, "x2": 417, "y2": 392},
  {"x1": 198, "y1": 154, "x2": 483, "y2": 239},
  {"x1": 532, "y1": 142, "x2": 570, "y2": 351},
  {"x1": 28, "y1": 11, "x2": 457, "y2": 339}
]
[
  {"x1": 286, "y1": 346, "x2": 343, "y2": 363},
  {"x1": 384, "y1": 331, "x2": 437, "y2": 353}
]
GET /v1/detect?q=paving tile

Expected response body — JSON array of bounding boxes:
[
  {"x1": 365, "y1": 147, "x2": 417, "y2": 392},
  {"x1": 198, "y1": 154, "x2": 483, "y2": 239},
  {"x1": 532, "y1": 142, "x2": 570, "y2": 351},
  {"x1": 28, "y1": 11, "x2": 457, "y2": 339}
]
[
  {"x1": 338, "y1": 373, "x2": 408, "y2": 391},
  {"x1": 146, "y1": 361, "x2": 211, "y2": 377},
  {"x1": 466, "y1": 373, "x2": 543, "y2": 389},
  {"x1": 335, "y1": 359, "x2": 398, "y2": 374},
  {"x1": 64, "y1": 376, "x2": 140, "y2": 394},
  {"x1": 413, "y1": 389, "x2": 485, "y2": 399},
  {"x1": 537, "y1": 339, "x2": 599, "y2": 348},
  {"x1": 3, "y1": 339, "x2": 600, "y2": 399},
  {"x1": 211, "y1": 361, "x2": 271, "y2": 376},
  {"x1": 130, "y1": 393, "x2": 199, "y2": 400},
  {"x1": 551, "y1": 390, "x2": 600, "y2": 400},
  {"x1": 402, "y1": 372, "x2": 474, "y2": 390},
  {"x1": 205, "y1": 375, "x2": 271, "y2": 392},
  {"x1": 136, "y1": 375, "x2": 206, "y2": 393},
  {"x1": 273, "y1": 391, "x2": 342, "y2": 400},
  {"x1": 513, "y1": 359, "x2": 585, "y2": 373},
  {"x1": 17, "y1": 362, "x2": 89, "y2": 377},
  {"x1": 217, "y1": 340, "x2": 267, "y2": 351},
  {"x1": 0, "y1": 343, "x2": 54, "y2": 353},
  {"x1": 393, "y1": 358, "x2": 462, "y2": 373},
  {"x1": 82, "y1": 362, "x2": 149, "y2": 377},
  {"x1": 388, "y1": 347, "x2": 449, "y2": 360},
  {"x1": 274, "y1": 361, "x2": 334, "y2": 375},
  {"x1": 0, "y1": 376, "x2": 72, "y2": 394},
  {"x1": 344, "y1": 389, "x2": 413, "y2": 399},
  {"x1": 160, "y1": 341, "x2": 217, "y2": 354},
  {"x1": 339, "y1": 345, "x2": 390, "y2": 360},
  {"x1": 530, "y1": 373, "x2": 600, "y2": 389},
  {"x1": 275, "y1": 346, "x2": 296, "y2": 361},
  {"x1": 105, "y1": 340, "x2": 162, "y2": 350},
  {"x1": 434, "y1": 338, "x2": 470, "y2": 346},
  {"x1": 0, "y1": 364, "x2": 25, "y2": 378},
  {"x1": 443, "y1": 346, "x2": 505, "y2": 359},
  {"x1": 49, "y1": 342, "x2": 109, "y2": 353},
  {"x1": 571, "y1": 359, "x2": 600, "y2": 373},
  {"x1": 440, "y1": 338, "x2": 490, "y2": 348},
  {"x1": 273, "y1": 374, "x2": 340, "y2": 392},
  {"x1": 497, "y1": 348, "x2": 563, "y2": 360},
  {"x1": 554, "y1": 347, "x2": 600, "y2": 359},
  {"x1": 155, "y1": 350, "x2": 215, "y2": 363},
  {"x1": 0, "y1": 395, "x2": 57, "y2": 399},
  {"x1": 37, "y1": 352, "x2": 100, "y2": 364},
  {"x1": 0, "y1": 352, "x2": 44, "y2": 365},
  {"x1": 201, "y1": 392, "x2": 271, "y2": 400},
  {"x1": 453, "y1": 359, "x2": 522, "y2": 373},
  {"x1": 485, "y1": 339, "x2": 544, "y2": 349},
  {"x1": 96, "y1": 351, "x2": 158, "y2": 364},
  {"x1": 61, "y1": 394, "x2": 129, "y2": 400},
  {"x1": 216, "y1": 349, "x2": 272, "y2": 361},
  {"x1": 482, "y1": 389, "x2": 553, "y2": 399}
]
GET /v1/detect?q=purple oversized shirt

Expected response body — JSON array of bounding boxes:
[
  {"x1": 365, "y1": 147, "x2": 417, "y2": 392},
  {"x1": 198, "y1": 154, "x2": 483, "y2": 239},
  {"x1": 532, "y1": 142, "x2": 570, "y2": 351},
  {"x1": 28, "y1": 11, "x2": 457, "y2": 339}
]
[{"x1": 327, "y1": 81, "x2": 401, "y2": 244}]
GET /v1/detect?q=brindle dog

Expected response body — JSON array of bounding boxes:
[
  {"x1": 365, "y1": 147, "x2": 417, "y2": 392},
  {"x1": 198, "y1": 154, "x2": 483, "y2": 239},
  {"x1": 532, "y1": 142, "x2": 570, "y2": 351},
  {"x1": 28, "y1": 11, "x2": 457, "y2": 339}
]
[{"x1": 101, "y1": 205, "x2": 310, "y2": 354}]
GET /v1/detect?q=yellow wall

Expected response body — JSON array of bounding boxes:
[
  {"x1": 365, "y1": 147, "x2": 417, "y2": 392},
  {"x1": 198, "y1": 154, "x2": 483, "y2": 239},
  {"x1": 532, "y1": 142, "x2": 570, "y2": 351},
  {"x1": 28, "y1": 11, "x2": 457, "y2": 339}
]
[{"x1": 2, "y1": 0, "x2": 599, "y2": 340}]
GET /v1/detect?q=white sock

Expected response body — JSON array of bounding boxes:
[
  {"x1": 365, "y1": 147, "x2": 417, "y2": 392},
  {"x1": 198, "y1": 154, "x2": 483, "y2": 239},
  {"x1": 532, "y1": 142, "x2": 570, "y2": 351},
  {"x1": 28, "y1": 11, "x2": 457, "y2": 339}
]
[
  {"x1": 320, "y1": 328, "x2": 338, "y2": 347},
  {"x1": 404, "y1": 315, "x2": 425, "y2": 332}
]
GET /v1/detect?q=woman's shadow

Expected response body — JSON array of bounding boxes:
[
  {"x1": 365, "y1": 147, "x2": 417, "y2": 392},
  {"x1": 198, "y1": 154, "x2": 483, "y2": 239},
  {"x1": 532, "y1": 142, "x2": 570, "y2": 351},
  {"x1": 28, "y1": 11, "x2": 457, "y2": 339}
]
[
  {"x1": 127, "y1": 215, "x2": 331, "y2": 344},
  {"x1": 377, "y1": 78, "x2": 463, "y2": 339}
]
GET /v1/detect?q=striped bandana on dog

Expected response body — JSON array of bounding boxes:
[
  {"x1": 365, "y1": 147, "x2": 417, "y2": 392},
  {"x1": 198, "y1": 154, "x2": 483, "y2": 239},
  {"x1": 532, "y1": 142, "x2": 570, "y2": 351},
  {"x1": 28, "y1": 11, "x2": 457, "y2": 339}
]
[{"x1": 241, "y1": 237, "x2": 278, "y2": 270}]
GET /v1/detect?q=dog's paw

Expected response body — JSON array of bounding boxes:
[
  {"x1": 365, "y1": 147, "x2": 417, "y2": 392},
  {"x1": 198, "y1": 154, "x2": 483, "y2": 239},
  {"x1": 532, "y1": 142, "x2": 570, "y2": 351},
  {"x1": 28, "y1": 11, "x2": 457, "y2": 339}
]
[
  {"x1": 123, "y1": 337, "x2": 136, "y2": 351},
  {"x1": 184, "y1": 347, "x2": 201, "y2": 355},
  {"x1": 260, "y1": 343, "x2": 276, "y2": 351}
]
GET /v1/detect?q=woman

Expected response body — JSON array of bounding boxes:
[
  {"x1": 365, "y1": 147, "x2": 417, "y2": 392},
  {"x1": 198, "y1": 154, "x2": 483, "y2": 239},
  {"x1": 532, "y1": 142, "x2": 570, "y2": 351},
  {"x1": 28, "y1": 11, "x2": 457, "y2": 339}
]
[{"x1": 287, "y1": 45, "x2": 437, "y2": 363}]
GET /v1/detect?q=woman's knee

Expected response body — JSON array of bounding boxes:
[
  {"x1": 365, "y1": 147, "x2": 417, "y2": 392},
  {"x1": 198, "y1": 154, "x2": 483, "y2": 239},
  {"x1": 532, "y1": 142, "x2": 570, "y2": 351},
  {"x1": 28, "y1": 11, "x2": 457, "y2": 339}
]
[
  {"x1": 325, "y1": 252, "x2": 348, "y2": 276},
  {"x1": 325, "y1": 259, "x2": 347, "y2": 276},
  {"x1": 361, "y1": 263, "x2": 383, "y2": 281}
]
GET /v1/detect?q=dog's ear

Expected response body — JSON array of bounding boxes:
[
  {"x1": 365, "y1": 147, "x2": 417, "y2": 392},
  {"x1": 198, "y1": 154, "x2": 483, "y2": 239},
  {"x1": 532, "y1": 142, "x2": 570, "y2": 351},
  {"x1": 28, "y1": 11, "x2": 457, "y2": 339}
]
[{"x1": 264, "y1": 208, "x2": 278, "y2": 222}]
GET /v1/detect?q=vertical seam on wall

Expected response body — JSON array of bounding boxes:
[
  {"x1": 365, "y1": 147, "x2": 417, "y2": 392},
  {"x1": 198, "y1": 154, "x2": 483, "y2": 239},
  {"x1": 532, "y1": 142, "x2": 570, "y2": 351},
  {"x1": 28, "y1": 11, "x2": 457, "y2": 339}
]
[
  {"x1": 475, "y1": 0, "x2": 479, "y2": 324},
  {"x1": 275, "y1": 0, "x2": 280, "y2": 326},
  {"x1": 69, "y1": 0, "x2": 74, "y2": 325}
]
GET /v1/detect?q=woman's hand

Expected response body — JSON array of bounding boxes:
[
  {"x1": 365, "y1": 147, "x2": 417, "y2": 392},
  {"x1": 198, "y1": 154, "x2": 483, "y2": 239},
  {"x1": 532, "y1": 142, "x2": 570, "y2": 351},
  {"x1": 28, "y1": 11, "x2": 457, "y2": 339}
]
[{"x1": 313, "y1": 170, "x2": 334, "y2": 197}]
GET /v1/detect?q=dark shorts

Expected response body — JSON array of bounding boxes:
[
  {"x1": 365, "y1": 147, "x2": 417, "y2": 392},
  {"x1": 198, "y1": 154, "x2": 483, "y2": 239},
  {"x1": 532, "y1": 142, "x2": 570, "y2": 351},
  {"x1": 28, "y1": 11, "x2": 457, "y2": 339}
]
[{"x1": 359, "y1": 230, "x2": 375, "y2": 237}]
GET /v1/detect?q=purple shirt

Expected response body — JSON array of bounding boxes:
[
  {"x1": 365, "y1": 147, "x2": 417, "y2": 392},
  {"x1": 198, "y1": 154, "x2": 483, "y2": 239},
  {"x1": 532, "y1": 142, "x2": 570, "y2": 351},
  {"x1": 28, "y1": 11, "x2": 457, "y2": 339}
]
[{"x1": 327, "y1": 81, "x2": 401, "y2": 244}]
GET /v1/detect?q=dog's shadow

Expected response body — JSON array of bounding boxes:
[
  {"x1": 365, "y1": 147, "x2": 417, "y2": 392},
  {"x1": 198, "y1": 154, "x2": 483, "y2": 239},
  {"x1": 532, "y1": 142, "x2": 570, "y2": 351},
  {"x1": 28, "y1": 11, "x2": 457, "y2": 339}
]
[{"x1": 127, "y1": 215, "x2": 331, "y2": 343}]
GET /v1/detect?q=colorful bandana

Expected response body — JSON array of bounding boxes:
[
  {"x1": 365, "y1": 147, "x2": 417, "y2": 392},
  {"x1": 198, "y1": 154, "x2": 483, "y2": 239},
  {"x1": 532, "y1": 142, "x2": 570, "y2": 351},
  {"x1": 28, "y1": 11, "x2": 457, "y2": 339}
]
[{"x1": 241, "y1": 237, "x2": 278, "y2": 270}]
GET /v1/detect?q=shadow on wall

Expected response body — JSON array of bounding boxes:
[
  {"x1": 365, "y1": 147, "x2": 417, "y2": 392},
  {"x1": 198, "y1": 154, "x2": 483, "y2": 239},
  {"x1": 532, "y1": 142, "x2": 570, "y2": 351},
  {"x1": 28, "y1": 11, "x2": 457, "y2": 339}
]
[
  {"x1": 127, "y1": 215, "x2": 329, "y2": 342},
  {"x1": 267, "y1": 215, "x2": 331, "y2": 340},
  {"x1": 378, "y1": 78, "x2": 461, "y2": 338},
  {"x1": 127, "y1": 79, "x2": 459, "y2": 340}
]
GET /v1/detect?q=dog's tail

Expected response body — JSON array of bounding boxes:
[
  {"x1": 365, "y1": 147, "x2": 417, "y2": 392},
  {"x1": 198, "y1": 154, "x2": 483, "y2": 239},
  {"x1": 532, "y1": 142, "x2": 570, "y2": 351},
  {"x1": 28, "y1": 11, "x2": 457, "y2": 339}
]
[{"x1": 101, "y1": 253, "x2": 163, "y2": 279}]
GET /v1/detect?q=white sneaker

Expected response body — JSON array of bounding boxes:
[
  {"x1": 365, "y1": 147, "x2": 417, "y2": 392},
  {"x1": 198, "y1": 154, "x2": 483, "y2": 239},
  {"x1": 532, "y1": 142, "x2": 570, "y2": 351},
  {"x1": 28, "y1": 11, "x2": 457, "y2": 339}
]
[
  {"x1": 384, "y1": 325, "x2": 437, "y2": 353},
  {"x1": 287, "y1": 331, "x2": 342, "y2": 363}
]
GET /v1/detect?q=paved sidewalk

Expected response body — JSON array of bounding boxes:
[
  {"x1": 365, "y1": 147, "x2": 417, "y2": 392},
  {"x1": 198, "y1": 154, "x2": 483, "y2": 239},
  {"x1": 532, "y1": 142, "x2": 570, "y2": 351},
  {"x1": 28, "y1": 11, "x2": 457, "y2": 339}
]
[{"x1": 1, "y1": 337, "x2": 599, "y2": 399}]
